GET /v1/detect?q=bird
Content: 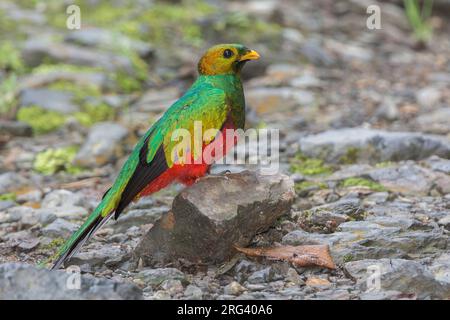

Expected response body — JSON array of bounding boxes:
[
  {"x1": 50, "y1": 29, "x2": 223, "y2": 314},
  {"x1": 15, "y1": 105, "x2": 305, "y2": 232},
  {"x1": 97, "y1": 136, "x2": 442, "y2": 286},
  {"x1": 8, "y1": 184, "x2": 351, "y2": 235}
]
[{"x1": 51, "y1": 44, "x2": 260, "y2": 269}]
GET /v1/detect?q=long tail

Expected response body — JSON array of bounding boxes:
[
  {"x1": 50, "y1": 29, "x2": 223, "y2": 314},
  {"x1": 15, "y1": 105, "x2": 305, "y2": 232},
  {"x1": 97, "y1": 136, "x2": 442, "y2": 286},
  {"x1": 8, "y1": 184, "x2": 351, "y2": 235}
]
[{"x1": 50, "y1": 206, "x2": 113, "y2": 270}]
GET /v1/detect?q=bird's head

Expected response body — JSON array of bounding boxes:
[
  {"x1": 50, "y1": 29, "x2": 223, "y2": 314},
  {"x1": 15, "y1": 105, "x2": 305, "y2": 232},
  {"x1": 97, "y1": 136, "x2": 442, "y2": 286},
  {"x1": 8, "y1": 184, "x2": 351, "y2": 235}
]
[{"x1": 198, "y1": 44, "x2": 260, "y2": 76}]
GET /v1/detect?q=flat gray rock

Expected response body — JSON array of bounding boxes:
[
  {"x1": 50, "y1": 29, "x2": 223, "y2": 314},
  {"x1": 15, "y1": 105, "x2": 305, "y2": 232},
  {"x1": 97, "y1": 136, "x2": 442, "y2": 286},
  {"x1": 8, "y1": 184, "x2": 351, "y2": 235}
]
[
  {"x1": 20, "y1": 88, "x2": 79, "y2": 114},
  {"x1": 345, "y1": 259, "x2": 450, "y2": 299},
  {"x1": 0, "y1": 263, "x2": 142, "y2": 300},
  {"x1": 299, "y1": 128, "x2": 450, "y2": 163},
  {"x1": 73, "y1": 122, "x2": 129, "y2": 167}
]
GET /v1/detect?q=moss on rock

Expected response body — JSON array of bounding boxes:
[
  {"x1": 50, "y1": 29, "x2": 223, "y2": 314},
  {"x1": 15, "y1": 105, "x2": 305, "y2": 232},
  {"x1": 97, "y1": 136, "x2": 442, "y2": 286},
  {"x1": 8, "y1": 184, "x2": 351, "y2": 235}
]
[
  {"x1": 340, "y1": 177, "x2": 386, "y2": 192},
  {"x1": 17, "y1": 105, "x2": 66, "y2": 134},
  {"x1": 33, "y1": 146, "x2": 83, "y2": 175},
  {"x1": 290, "y1": 153, "x2": 333, "y2": 176}
]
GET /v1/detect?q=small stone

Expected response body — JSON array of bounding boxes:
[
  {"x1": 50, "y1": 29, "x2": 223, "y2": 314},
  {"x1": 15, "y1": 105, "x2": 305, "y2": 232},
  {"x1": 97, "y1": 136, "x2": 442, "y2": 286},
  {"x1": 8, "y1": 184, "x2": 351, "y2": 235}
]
[
  {"x1": 0, "y1": 120, "x2": 32, "y2": 137},
  {"x1": 160, "y1": 279, "x2": 184, "y2": 295},
  {"x1": 151, "y1": 290, "x2": 171, "y2": 300},
  {"x1": 41, "y1": 190, "x2": 85, "y2": 208},
  {"x1": 0, "y1": 172, "x2": 29, "y2": 194},
  {"x1": 247, "y1": 267, "x2": 274, "y2": 284},
  {"x1": 15, "y1": 189, "x2": 42, "y2": 203},
  {"x1": 247, "y1": 87, "x2": 315, "y2": 115},
  {"x1": 416, "y1": 108, "x2": 450, "y2": 134},
  {"x1": 17, "y1": 238, "x2": 40, "y2": 252},
  {"x1": 224, "y1": 281, "x2": 246, "y2": 296},
  {"x1": 424, "y1": 156, "x2": 450, "y2": 174},
  {"x1": 68, "y1": 245, "x2": 126, "y2": 268},
  {"x1": 38, "y1": 210, "x2": 57, "y2": 226},
  {"x1": 416, "y1": 87, "x2": 441, "y2": 108},
  {"x1": 184, "y1": 285, "x2": 203, "y2": 299},
  {"x1": 42, "y1": 218, "x2": 78, "y2": 238},
  {"x1": 137, "y1": 268, "x2": 186, "y2": 287},
  {"x1": 285, "y1": 268, "x2": 304, "y2": 285},
  {"x1": 73, "y1": 122, "x2": 129, "y2": 167},
  {"x1": 438, "y1": 216, "x2": 450, "y2": 230}
]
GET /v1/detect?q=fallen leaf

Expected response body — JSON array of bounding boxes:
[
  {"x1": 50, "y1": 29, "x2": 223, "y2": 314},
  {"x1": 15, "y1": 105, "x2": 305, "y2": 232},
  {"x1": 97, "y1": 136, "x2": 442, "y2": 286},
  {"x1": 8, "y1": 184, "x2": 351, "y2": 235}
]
[{"x1": 234, "y1": 244, "x2": 336, "y2": 269}]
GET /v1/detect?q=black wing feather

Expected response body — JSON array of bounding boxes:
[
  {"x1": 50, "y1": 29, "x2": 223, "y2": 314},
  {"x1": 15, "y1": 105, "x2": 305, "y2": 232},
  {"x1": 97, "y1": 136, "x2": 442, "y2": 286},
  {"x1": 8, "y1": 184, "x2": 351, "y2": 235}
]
[{"x1": 114, "y1": 139, "x2": 168, "y2": 219}]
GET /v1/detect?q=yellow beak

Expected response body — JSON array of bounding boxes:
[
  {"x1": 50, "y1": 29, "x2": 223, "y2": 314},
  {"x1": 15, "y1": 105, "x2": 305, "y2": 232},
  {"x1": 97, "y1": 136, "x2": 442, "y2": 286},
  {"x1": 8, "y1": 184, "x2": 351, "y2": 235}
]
[{"x1": 240, "y1": 50, "x2": 260, "y2": 61}]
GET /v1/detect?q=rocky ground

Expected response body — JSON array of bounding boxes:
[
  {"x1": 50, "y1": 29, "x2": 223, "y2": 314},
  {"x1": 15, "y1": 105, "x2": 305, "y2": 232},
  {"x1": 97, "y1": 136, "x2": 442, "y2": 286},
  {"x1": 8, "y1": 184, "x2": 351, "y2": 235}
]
[{"x1": 0, "y1": 0, "x2": 449, "y2": 300}]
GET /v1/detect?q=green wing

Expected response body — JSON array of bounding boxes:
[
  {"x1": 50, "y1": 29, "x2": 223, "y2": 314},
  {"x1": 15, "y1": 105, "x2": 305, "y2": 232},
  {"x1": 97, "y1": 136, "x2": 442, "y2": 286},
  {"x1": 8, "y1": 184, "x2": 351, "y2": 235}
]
[{"x1": 106, "y1": 83, "x2": 229, "y2": 218}]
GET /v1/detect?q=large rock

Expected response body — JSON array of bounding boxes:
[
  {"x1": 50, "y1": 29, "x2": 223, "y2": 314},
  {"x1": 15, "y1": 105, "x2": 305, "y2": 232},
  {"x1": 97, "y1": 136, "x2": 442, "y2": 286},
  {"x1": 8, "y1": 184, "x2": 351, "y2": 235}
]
[
  {"x1": 19, "y1": 70, "x2": 109, "y2": 91},
  {"x1": 73, "y1": 122, "x2": 129, "y2": 167},
  {"x1": 22, "y1": 39, "x2": 134, "y2": 74},
  {"x1": 20, "y1": 88, "x2": 79, "y2": 114},
  {"x1": 299, "y1": 128, "x2": 450, "y2": 164},
  {"x1": 367, "y1": 162, "x2": 450, "y2": 196},
  {"x1": 0, "y1": 120, "x2": 32, "y2": 137},
  {"x1": 416, "y1": 107, "x2": 450, "y2": 134},
  {"x1": 246, "y1": 87, "x2": 315, "y2": 115},
  {"x1": 0, "y1": 172, "x2": 30, "y2": 194},
  {"x1": 345, "y1": 259, "x2": 450, "y2": 299},
  {"x1": 0, "y1": 263, "x2": 142, "y2": 300},
  {"x1": 133, "y1": 171, "x2": 295, "y2": 266},
  {"x1": 64, "y1": 28, "x2": 153, "y2": 58}
]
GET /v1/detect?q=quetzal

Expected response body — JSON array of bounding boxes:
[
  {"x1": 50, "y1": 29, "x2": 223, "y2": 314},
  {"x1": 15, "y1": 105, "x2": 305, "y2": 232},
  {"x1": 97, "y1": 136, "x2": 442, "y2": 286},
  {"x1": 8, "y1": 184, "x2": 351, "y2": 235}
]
[{"x1": 51, "y1": 44, "x2": 260, "y2": 269}]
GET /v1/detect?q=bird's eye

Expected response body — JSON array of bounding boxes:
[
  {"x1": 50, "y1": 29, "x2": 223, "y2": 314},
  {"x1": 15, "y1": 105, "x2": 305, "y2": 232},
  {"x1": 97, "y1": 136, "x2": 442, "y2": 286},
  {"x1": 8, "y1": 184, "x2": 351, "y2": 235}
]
[{"x1": 223, "y1": 49, "x2": 233, "y2": 59}]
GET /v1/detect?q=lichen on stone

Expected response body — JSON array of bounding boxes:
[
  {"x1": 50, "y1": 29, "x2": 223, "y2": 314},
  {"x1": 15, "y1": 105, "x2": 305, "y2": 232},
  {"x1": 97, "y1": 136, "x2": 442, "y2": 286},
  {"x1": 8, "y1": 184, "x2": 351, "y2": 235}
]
[
  {"x1": 0, "y1": 192, "x2": 16, "y2": 201},
  {"x1": 290, "y1": 153, "x2": 333, "y2": 176},
  {"x1": 33, "y1": 146, "x2": 83, "y2": 175},
  {"x1": 340, "y1": 177, "x2": 386, "y2": 192},
  {"x1": 17, "y1": 105, "x2": 66, "y2": 134}
]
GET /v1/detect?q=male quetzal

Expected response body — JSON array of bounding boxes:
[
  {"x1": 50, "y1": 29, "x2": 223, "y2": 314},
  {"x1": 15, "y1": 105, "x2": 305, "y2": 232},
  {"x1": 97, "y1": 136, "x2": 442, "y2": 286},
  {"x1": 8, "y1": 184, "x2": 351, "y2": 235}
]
[{"x1": 51, "y1": 44, "x2": 260, "y2": 269}]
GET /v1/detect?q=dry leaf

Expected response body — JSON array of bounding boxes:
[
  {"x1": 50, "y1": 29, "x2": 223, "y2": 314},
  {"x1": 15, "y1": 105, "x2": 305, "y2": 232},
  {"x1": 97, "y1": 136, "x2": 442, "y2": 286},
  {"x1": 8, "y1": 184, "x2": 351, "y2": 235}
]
[{"x1": 235, "y1": 244, "x2": 336, "y2": 269}]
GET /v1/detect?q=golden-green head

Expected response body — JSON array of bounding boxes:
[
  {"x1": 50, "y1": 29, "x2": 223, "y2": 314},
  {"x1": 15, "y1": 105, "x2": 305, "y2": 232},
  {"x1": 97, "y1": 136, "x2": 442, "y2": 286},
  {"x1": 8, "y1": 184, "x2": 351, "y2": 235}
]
[{"x1": 198, "y1": 44, "x2": 260, "y2": 76}]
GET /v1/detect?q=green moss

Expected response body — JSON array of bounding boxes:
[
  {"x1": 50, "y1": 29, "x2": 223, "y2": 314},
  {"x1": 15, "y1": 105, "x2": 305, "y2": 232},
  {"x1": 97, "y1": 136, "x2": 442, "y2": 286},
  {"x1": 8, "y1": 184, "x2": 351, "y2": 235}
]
[
  {"x1": 33, "y1": 146, "x2": 83, "y2": 175},
  {"x1": 0, "y1": 10, "x2": 24, "y2": 40},
  {"x1": 339, "y1": 147, "x2": 360, "y2": 164},
  {"x1": 290, "y1": 153, "x2": 333, "y2": 176},
  {"x1": 113, "y1": 71, "x2": 143, "y2": 93},
  {"x1": 0, "y1": 73, "x2": 19, "y2": 116},
  {"x1": 213, "y1": 12, "x2": 281, "y2": 44},
  {"x1": 375, "y1": 161, "x2": 395, "y2": 168},
  {"x1": 343, "y1": 254, "x2": 354, "y2": 263},
  {"x1": 48, "y1": 81, "x2": 102, "y2": 101},
  {"x1": 17, "y1": 105, "x2": 66, "y2": 134},
  {"x1": 295, "y1": 181, "x2": 327, "y2": 194},
  {"x1": 0, "y1": 193, "x2": 16, "y2": 201},
  {"x1": 0, "y1": 41, "x2": 24, "y2": 73},
  {"x1": 340, "y1": 177, "x2": 386, "y2": 192},
  {"x1": 41, "y1": 237, "x2": 65, "y2": 251},
  {"x1": 32, "y1": 63, "x2": 101, "y2": 75},
  {"x1": 135, "y1": 0, "x2": 215, "y2": 46},
  {"x1": 74, "y1": 102, "x2": 115, "y2": 126}
]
